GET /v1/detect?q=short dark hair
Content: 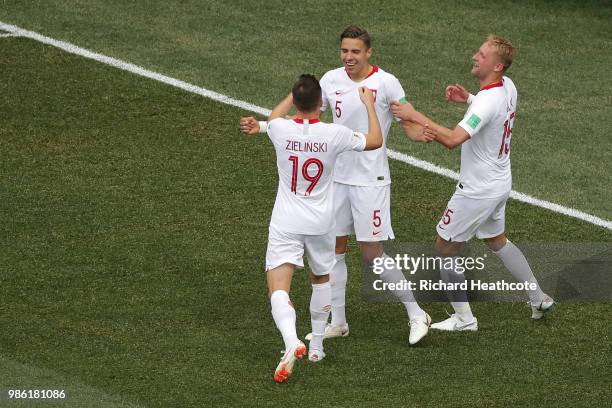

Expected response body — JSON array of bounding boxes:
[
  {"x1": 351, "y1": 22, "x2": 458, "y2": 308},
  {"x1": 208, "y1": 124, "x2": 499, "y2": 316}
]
[
  {"x1": 292, "y1": 74, "x2": 321, "y2": 113},
  {"x1": 340, "y1": 25, "x2": 372, "y2": 48}
]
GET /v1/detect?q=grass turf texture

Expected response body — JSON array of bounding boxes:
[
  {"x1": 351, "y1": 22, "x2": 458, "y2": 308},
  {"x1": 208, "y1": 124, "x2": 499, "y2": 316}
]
[
  {"x1": 1, "y1": 35, "x2": 611, "y2": 407},
  {"x1": 0, "y1": 0, "x2": 611, "y2": 220}
]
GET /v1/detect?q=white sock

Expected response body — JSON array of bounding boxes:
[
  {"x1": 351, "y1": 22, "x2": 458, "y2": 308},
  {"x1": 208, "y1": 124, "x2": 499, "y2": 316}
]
[
  {"x1": 330, "y1": 253, "x2": 348, "y2": 327},
  {"x1": 270, "y1": 290, "x2": 299, "y2": 351},
  {"x1": 379, "y1": 254, "x2": 425, "y2": 320},
  {"x1": 494, "y1": 240, "x2": 545, "y2": 304},
  {"x1": 440, "y1": 257, "x2": 474, "y2": 322},
  {"x1": 310, "y1": 282, "x2": 332, "y2": 351}
]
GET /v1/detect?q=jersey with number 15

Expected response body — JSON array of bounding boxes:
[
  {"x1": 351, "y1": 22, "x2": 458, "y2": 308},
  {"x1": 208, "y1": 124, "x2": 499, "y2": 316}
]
[
  {"x1": 457, "y1": 76, "x2": 518, "y2": 199},
  {"x1": 267, "y1": 118, "x2": 367, "y2": 235},
  {"x1": 320, "y1": 65, "x2": 406, "y2": 187}
]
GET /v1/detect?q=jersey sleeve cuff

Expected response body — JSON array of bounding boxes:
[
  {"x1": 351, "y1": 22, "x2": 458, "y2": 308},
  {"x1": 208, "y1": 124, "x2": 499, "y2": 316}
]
[
  {"x1": 355, "y1": 132, "x2": 367, "y2": 151},
  {"x1": 258, "y1": 121, "x2": 268, "y2": 133},
  {"x1": 458, "y1": 122, "x2": 475, "y2": 138}
]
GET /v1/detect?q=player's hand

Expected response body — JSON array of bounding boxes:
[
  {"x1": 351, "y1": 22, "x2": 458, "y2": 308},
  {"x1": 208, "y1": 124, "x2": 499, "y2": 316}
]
[
  {"x1": 358, "y1": 86, "x2": 375, "y2": 107},
  {"x1": 390, "y1": 101, "x2": 417, "y2": 121},
  {"x1": 445, "y1": 84, "x2": 469, "y2": 103},
  {"x1": 423, "y1": 123, "x2": 437, "y2": 142},
  {"x1": 400, "y1": 121, "x2": 434, "y2": 143},
  {"x1": 239, "y1": 116, "x2": 260, "y2": 135}
]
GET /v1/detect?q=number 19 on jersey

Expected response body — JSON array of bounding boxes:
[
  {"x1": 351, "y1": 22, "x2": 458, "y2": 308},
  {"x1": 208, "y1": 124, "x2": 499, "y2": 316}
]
[{"x1": 289, "y1": 155, "x2": 324, "y2": 196}]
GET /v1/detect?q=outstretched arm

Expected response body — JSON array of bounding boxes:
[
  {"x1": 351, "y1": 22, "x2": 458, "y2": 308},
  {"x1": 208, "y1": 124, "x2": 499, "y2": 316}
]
[
  {"x1": 423, "y1": 122, "x2": 470, "y2": 149},
  {"x1": 239, "y1": 116, "x2": 261, "y2": 135},
  {"x1": 391, "y1": 101, "x2": 469, "y2": 149},
  {"x1": 239, "y1": 93, "x2": 293, "y2": 135},
  {"x1": 400, "y1": 120, "x2": 433, "y2": 143}
]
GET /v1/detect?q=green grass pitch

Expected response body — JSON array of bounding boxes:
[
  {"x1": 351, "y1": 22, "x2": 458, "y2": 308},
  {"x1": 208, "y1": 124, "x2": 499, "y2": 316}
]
[{"x1": 0, "y1": 1, "x2": 611, "y2": 407}]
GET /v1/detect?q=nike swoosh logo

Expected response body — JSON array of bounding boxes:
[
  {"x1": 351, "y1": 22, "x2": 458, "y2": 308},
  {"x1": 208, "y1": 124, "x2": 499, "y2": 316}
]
[
  {"x1": 372, "y1": 231, "x2": 381, "y2": 236},
  {"x1": 454, "y1": 321, "x2": 472, "y2": 330}
]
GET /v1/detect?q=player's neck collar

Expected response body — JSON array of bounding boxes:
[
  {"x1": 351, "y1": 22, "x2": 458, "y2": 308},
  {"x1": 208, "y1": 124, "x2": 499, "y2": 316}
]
[
  {"x1": 480, "y1": 80, "x2": 503, "y2": 91},
  {"x1": 293, "y1": 118, "x2": 320, "y2": 124},
  {"x1": 346, "y1": 65, "x2": 378, "y2": 82}
]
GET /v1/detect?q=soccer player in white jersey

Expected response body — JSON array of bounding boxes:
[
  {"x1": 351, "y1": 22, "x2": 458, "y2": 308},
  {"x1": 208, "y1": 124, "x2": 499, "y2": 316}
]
[
  {"x1": 391, "y1": 35, "x2": 554, "y2": 331},
  {"x1": 241, "y1": 26, "x2": 433, "y2": 345},
  {"x1": 249, "y1": 74, "x2": 383, "y2": 382}
]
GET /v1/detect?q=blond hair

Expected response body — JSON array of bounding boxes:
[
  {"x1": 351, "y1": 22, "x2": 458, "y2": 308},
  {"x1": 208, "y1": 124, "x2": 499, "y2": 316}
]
[{"x1": 486, "y1": 34, "x2": 514, "y2": 72}]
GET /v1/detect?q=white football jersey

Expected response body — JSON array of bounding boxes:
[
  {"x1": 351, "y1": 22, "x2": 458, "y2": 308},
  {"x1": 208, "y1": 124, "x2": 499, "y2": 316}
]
[
  {"x1": 267, "y1": 118, "x2": 367, "y2": 235},
  {"x1": 320, "y1": 66, "x2": 405, "y2": 186},
  {"x1": 456, "y1": 76, "x2": 518, "y2": 199}
]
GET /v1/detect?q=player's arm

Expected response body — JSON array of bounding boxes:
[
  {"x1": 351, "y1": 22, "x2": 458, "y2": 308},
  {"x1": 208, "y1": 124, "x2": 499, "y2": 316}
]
[
  {"x1": 399, "y1": 120, "x2": 433, "y2": 143},
  {"x1": 383, "y1": 77, "x2": 431, "y2": 143},
  {"x1": 391, "y1": 102, "x2": 469, "y2": 149},
  {"x1": 239, "y1": 116, "x2": 262, "y2": 135},
  {"x1": 423, "y1": 122, "x2": 470, "y2": 149},
  {"x1": 358, "y1": 87, "x2": 383, "y2": 150},
  {"x1": 269, "y1": 93, "x2": 293, "y2": 121},
  {"x1": 239, "y1": 93, "x2": 293, "y2": 135},
  {"x1": 446, "y1": 84, "x2": 474, "y2": 104}
]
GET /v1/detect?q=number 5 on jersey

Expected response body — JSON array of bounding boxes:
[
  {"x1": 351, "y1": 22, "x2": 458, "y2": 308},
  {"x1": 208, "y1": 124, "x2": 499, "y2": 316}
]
[
  {"x1": 289, "y1": 155, "x2": 324, "y2": 196},
  {"x1": 335, "y1": 100, "x2": 342, "y2": 118}
]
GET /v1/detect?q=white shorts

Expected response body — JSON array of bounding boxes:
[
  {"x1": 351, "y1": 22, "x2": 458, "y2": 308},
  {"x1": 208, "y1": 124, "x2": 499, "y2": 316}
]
[
  {"x1": 436, "y1": 191, "x2": 509, "y2": 242},
  {"x1": 333, "y1": 183, "x2": 394, "y2": 242},
  {"x1": 265, "y1": 224, "x2": 336, "y2": 276}
]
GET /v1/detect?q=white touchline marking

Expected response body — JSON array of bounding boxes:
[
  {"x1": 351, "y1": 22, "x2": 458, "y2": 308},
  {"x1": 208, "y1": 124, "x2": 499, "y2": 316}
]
[
  {"x1": 1, "y1": 21, "x2": 610, "y2": 231},
  {"x1": 0, "y1": 33, "x2": 20, "y2": 37}
]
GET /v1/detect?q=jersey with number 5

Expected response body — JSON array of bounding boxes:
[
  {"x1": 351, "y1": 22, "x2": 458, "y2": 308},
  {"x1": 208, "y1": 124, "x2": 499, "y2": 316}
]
[
  {"x1": 319, "y1": 66, "x2": 405, "y2": 187},
  {"x1": 267, "y1": 118, "x2": 367, "y2": 235},
  {"x1": 457, "y1": 76, "x2": 518, "y2": 199}
]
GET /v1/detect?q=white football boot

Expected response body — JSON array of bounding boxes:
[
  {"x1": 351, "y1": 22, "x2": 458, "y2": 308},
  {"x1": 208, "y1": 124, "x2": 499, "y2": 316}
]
[
  {"x1": 305, "y1": 323, "x2": 349, "y2": 341},
  {"x1": 531, "y1": 295, "x2": 555, "y2": 320},
  {"x1": 409, "y1": 313, "x2": 431, "y2": 345},
  {"x1": 431, "y1": 314, "x2": 478, "y2": 331},
  {"x1": 274, "y1": 341, "x2": 307, "y2": 383}
]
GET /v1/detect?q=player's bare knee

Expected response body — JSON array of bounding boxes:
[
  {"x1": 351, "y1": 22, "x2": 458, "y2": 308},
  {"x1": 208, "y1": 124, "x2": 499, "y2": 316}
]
[
  {"x1": 335, "y1": 236, "x2": 348, "y2": 254},
  {"x1": 310, "y1": 272, "x2": 330, "y2": 284},
  {"x1": 266, "y1": 263, "x2": 294, "y2": 297},
  {"x1": 359, "y1": 241, "x2": 384, "y2": 266},
  {"x1": 436, "y1": 236, "x2": 463, "y2": 257},
  {"x1": 483, "y1": 233, "x2": 507, "y2": 251}
]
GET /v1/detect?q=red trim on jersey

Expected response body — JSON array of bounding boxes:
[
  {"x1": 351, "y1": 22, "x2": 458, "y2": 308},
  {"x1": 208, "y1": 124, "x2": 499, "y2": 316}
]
[
  {"x1": 366, "y1": 65, "x2": 379, "y2": 79},
  {"x1": 480, "y1": 81, "x2": 503, "y2": 91},
  {"x1": 293, "y1": 118, "x2": 320, "y2": 124},
  {"x1": 345, "y1": 64, "x2": 378, "y2": 80}
]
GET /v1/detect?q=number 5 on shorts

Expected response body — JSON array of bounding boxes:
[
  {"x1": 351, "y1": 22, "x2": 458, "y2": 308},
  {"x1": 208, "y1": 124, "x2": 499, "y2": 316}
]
[
  {"x1": 373, "y1": 210, "x2": 381, "y2": 227},
  {"x1": 442, "y1": 208, "x2": 454, "y2": 225}
]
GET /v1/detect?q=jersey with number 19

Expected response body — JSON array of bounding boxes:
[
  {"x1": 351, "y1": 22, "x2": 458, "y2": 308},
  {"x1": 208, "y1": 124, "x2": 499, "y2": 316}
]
[
  {"x1": 320, "y1": 66, "x2": 405, "y2": 186},
  {"x1": 267, "y1": 118, "x2": 367, "y2": 236}
]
